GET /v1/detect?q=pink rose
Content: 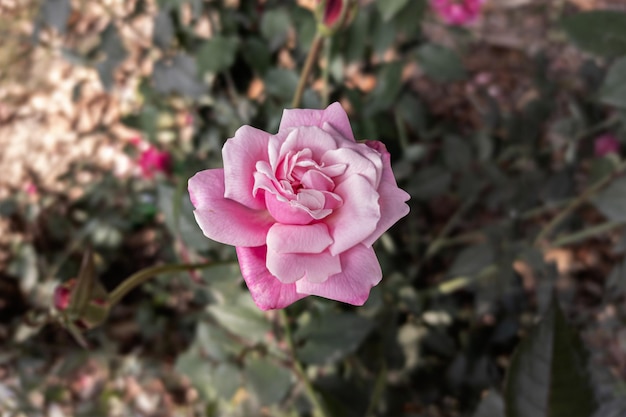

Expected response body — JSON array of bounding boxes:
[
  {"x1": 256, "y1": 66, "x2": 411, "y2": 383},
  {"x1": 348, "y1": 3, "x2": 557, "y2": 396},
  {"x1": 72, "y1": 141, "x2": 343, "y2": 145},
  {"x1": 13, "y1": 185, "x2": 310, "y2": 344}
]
[
  {"x1": 430, "y1": 0, "x2": 484, "y2": 26},
  {"x1": 188, "y1": 103, "x2": 410, "y2": 310},
  {"x1": 594, "y1": 134, "x2": 620, "y2": 157}
]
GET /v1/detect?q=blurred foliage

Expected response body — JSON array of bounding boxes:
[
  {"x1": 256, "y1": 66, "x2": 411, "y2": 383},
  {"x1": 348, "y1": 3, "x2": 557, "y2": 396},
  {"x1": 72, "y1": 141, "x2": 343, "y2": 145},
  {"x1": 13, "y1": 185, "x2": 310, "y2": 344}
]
[{"x1": 3, "y1": 0, "x2": 626, "y2": 416}]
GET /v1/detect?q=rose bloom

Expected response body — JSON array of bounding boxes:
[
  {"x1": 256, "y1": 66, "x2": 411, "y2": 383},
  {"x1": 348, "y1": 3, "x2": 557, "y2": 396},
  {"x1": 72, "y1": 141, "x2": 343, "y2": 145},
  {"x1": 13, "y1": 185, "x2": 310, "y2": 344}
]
[
  {"x1": 188, "y1": 103, "x2": 410, "y2": 310},
  {"x1": 431, "y1": 0, "x2": 484, "y2": 26},
  {"x1": 594, "y1": 133, "x2": 620, "y2": 157}
]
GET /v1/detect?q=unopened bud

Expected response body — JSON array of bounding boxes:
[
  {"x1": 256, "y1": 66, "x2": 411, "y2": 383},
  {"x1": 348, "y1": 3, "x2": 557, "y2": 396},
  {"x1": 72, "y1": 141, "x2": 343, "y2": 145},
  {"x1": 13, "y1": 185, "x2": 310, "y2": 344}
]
[{"x1": 315, "y1": 0, "x2": 356, "y2": 36}]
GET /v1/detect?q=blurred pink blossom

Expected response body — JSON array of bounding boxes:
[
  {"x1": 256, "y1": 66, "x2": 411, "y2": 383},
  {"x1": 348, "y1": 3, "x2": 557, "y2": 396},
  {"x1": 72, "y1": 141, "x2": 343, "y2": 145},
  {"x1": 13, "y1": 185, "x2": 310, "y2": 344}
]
[
  {"x1": 24, "y1": 181, "x2": 38, "y2": 197},
  {"x1": 54, "y1": 281, "x2": 73, "y2": 311},
  {"x1": 594, "y1": 134, "x2": 621, "y2": 157},
  {"x1": 137, "y1": 146, "x2": 172, "y2": 179},
  {"x1": 431, "y1": 0, "x2": 484, "y2": 25},
  {"x1": 129, "y1": 137, "x2": 172, "y2": 179}
]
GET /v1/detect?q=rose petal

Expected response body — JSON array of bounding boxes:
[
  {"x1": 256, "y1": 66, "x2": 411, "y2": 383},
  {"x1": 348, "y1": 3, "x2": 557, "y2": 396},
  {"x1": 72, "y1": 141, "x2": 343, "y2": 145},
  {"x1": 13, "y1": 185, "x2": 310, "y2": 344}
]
[
  {"x1": 266, "y1": 223, "x2": 333, "y2": 254},
  {"x1": 223, "y1": 125, "x2": 271, "y2": 210},
  {"x1": 325, "y1": 174, "x2": 380, "y2": 255},
  {"x1": 265, "y1": 192, "x2": 316, "y2": 225},
  {"x1": 279, "y1": 102, "x2": 355, "y2": 141},
  {"x1": 322, "y1": 147, "x2": 382, "y2": 188},
  {"x1": 362, "y1": 141, "x2": 411, "y2": 247},
  {"x1": 279, "y1": 127, "x2": 338, "y2": 161},
  {"x1": 266, "y1": 250, "x2": 341, "y2": 283},
  {"x1": 189, "y1": 169, "x2": 274, "y2": 247},
  {"x1": 236, "y1": 246, "x2": 306, "y2": 310},
  {"x1": 295, "y1": 244, "x2": 382, "y2": 305}
]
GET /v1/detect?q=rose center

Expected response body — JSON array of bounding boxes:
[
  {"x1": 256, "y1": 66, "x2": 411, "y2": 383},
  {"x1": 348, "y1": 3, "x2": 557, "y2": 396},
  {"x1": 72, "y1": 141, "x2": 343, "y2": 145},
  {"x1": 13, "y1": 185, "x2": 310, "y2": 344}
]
[{"x1": 252, "y1": 148, "x2": 346, "y2": 224}]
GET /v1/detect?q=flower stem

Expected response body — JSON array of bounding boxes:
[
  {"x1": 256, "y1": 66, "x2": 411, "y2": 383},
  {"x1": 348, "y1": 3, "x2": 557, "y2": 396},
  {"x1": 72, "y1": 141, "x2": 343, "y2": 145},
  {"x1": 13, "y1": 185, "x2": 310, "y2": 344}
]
[
  {"x1": 534, "y1": 160, "x2": 626, "y2": 246},
  {"x1": 280, "y1": 309, "x2": 329, "y2": 417},
  {"x1": 292, "y1": 32, "x2": 325, "y2": 109},
  {"x1": 321, "y1": 36, "x2": 332, "y2": 107},
  {"x1": 108, "y1": 262, "x2": 213, "y2": 307}
]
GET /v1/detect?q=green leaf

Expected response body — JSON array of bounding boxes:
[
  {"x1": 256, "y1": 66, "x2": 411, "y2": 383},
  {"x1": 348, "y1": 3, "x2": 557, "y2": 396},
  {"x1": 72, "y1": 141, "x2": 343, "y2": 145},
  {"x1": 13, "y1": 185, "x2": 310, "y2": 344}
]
[
  {"x1": 213, "y1": 362, "x2": 241, "y2": 400},
  {"x1": 175, "y1": 345, "x2": 215, "y2": 401},
  {"x1": 365, "y1": 61, "x2": 403, "y2": 115},
  {"x1": 503, "y1": 297, "x2": 597, "y2": 417},
  {"x1": 41, "y1": 0, "x2": 71, "y2": 34},
  {"x1": 157, "y1": 183, "x2": 208, "y2": 251},
  {"x1": 195, "y1": 321, "x2": 243, "y2": 361},
  {"x1": 561, "y1": 11, "x2": 626, "y2": 57},
  {"x1": 207, "y1": 299, "x2": 271, "y2": 343},
  {"x1": 244, "y1": 356, "x2": 292, "y2": 405},
  {"x1": 592, "y1": 176, "x2": 626, "y2": 221},
  {"x1": 416, "y1": 43, "x2": 466, "y2": 82},
  {"x1": 96, "y1": 24, "x2": 128, "y2": 90},
  {"x1": 242, "y1": 38, "x2": 271, "y2": 75},
  {"x1": 153, "y1": 11, "x2": 174, "y2": 49},
  {"x1": 474, "y1": 390, "x2": 505, "y2": 417},
  {"x1": 407, "y1": 166, "x2": 452, "y2": 201},
  {"x1": 295, "y1": 312, "x2": 374, "y2": 365},
  {"x1": 152, "y1": 53, "x2": 206, "y2": 98},
  {"x1": 606, "y1": 257, "x2": 626, "y2": 296},
  {"x1": 375, "y1": 0, "x2": 410, "y2": 22},
  {"x1": 260, "y1": 8, "x2": 291, "y2": 51},
  {"x1": 264, "y1": 68, "x2": 299, "y2": 102},
  {"x1": 197, "y1": 35, "x2": 240, "y2": 74},
  {"x1": 599, "y1": 57, "x2": 626, "y2": 109},
  {"x1": 443, "y1": 135, "x2": 472, "y2": 171},
  {"x1": 447, "y1": 244, "x2": 495, "y2": 278}
]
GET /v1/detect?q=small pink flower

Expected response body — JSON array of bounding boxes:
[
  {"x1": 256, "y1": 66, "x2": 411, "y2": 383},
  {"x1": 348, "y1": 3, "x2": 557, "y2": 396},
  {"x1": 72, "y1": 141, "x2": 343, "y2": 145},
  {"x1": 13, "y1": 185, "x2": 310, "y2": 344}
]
[
  {"x1": 54, "y1": 280, "x2": 74, "y2": 311},
  {"x1": 24, "y1": 181, "x2": 38, "y2": 197},
  {"x1": 137, "y1": 147, "x2": 172, "y2": 179},
  {"x1": 188, "y1": 103, "x2": 410, "y2": 310},
  {"x1": 431, "y1": 0, "x2": 484, "y2": 26},
  {"x1": 594, "y1": 134, "x2": 621, "y2": 157},
  {"x1": 130, "y1": 137, "x2": 172, "y2": 179}
]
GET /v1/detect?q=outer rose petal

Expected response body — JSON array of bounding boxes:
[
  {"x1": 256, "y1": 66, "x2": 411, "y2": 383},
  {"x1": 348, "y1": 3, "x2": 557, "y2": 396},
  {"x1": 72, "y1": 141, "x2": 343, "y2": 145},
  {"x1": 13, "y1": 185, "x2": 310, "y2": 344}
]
[
  {"x1": 326, "y1": 174, "x2": 381, "y2": 255},
  {"x1": 279, "y1": 102, "x2": 355, "y2": 141},
  {"x1": 236, "y1": 246, "x2": 306, "y2": 310},
  {"x1": 189, "y1": 169, "x2": 274, "y2": 247},
  {"x1": 295, "y1": 244, "x2": 382, "y2": 305},
  {"x1": 267, "y1": 223, "x2": 333, "y2": 254},
  {"x1": 223, "y1": 125, "x2": 271, "y2": 210},
  {"x1": 266, "y1": 250, "x2": 342, "y2": 283},
  {"x1": 362, "y1": 141, "x2": 411, "y2": 247}
]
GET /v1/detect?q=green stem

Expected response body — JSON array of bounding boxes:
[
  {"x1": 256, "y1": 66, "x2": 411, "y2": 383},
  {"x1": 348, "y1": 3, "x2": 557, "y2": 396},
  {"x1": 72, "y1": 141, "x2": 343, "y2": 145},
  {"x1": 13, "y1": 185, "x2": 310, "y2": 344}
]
[
  {"x1": 425, "y1": 193, "x2": 479, "y2": 259},
  {"x1": 534, "y1": 160, "x2": 626, "y2": 246},
  {"x1": 321, "y1": 36, "x2": 332, "y2": 107},
  {"x1": 292, "y1": 33, "x2": 325, "y2": 109},
  {"x1": 108, "y1": 262, "x2": 213, "y2": 306},
  {"x1": 551, "y1": 220, "x2": 625, "y2": 248},
  {"x1": 280, "y1": 309, "x2": 329, "y2": 417}
]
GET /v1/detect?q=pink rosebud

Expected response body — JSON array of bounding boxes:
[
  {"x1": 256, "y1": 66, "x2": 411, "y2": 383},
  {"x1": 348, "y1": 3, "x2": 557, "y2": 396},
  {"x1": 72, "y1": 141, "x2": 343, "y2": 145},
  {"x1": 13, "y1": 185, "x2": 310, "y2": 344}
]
[
  {"x1": 188, "y1": 103, "x2": 410, "y2": 310},
  {"x1": 137, "y1": 146, "x2": 172, "y2": 179},
  {"x1": 54, "y1": 280, "x2": 75, "y2": 311},
  {"x1": 315, "y1": 0, "x2": 355, "y2": 34},
  {"x1": 318, "y1": 0, "x2": 343, "y2": 26},
  {"x1": 594, "y1": 134, "x2": 621, "y2": 157},
  {"x1": 431, "y1": 0, "x2": 484, "y2": 26}
]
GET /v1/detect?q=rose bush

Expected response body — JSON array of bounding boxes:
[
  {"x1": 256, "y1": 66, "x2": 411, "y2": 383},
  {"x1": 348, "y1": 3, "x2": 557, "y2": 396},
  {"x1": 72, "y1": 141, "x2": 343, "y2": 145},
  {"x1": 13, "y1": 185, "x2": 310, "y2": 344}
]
[{"x1": 188, "y1": 103, "x2": 410, "y2": 310}]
